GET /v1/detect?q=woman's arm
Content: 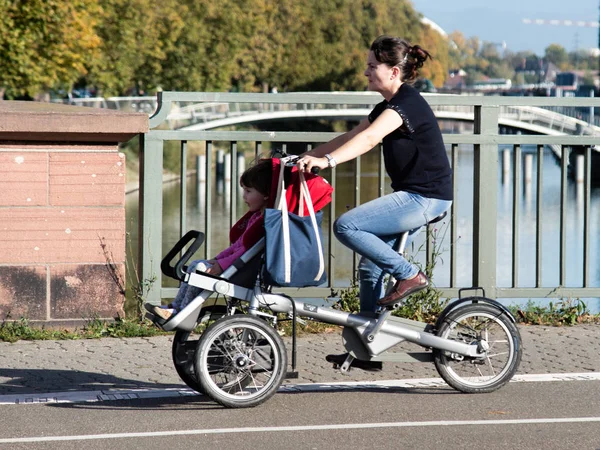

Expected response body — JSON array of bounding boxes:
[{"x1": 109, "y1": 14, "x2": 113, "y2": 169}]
[
  {"x1": 302, "y1": 118, "x2": 371, "y2": 158},
  {"x1": 299, "y1": 109, "x2": 403, "y2": 172}
]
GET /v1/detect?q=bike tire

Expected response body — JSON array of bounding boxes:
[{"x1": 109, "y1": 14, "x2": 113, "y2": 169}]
[
  {"x1": 194, "y1": 315, "x2": 287, "y2": 408},
  {"x1": 433, "y1": 304, "x2": 522, "y2": 393}
]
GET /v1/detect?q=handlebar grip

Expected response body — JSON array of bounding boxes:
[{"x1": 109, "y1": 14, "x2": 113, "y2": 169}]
[
  {"x1": 160, "y1": 230, "x2": 205, "y2": 281},
  {"x1": 311, "y1": 167, "x2": 320, "y2": 175}
]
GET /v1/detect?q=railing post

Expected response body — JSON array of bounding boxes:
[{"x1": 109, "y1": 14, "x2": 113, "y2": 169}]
[
  {"x1": 139, "y1": 133, "x2": 164, "y2": 306},
  {"x1": 473, "y1": 105, "x2": 499, "y2": 297}
]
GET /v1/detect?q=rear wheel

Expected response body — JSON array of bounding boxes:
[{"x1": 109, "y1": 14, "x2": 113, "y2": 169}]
[
  {"x1": 433, "y1": 304, "x2": 521, "y2": 393},
  {"x1": 194, "y1": 315, "x2": 287, "y2": 408}
]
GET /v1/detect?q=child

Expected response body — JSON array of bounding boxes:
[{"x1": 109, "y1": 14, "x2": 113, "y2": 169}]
[{"x1": 147, "y1": 158, "x2": 272, "y2": 321}]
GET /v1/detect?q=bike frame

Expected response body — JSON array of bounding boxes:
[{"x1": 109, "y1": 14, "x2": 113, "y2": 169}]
[{"x1": 156, "y1": 236, "x2": 489, "y2": 366}]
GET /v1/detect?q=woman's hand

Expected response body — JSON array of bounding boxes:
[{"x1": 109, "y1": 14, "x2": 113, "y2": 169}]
[{"x1": 296, "y1": 155, "x2": 328, "y2": 173}]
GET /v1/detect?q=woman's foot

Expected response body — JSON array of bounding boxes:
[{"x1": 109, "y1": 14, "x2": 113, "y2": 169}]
[{"x1": 377, "y1": 271, "x2": 429, "y2": 307}]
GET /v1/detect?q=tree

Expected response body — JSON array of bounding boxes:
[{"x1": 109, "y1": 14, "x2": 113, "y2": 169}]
[
  {"x1": 418, "y1": 22, "x2": 449, "y2": 87},
  {"x1": 0, "y1": 0, "x2": 101, "y2": 98},
  {"x1": 87, "y1": 0, "x2": 185, "y2": 96},
  {"x1": 544, "y1": 44, "x2": 568, "y2": 69}
]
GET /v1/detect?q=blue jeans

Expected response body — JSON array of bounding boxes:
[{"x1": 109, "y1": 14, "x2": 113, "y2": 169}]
[{"x1": 333, "y1": 191, "x2": 452, "y2": 313}]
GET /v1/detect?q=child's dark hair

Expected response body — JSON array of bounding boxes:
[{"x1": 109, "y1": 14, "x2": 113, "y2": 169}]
[{"x1": 240, "y1": 158, "x2": 272, "y2": 196}]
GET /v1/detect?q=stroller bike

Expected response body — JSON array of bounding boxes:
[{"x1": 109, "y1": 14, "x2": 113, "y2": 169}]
[{"x1": 147, "y1": 159, "x2": 522, "y2": 409}]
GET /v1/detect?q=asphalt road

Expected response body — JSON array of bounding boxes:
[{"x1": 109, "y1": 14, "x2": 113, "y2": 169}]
[{"x1": 0, "y1": 380, "x2": 598, "y2": 450}]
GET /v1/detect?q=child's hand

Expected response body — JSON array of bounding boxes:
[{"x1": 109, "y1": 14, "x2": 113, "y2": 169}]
[{"x1": 206, "y1": 261, "x2": 223, "y2": 276}]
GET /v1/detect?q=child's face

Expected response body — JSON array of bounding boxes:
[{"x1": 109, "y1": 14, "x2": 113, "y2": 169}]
[{"x1": 241, "y1": 184, "x2": 268, "y2": 212}]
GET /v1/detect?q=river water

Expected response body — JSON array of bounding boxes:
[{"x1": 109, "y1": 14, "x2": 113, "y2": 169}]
[{"x1": 126, "y1": 143, "x2": 600, "y2": 313}]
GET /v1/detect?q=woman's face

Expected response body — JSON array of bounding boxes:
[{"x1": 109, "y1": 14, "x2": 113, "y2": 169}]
[
  {"x1": 242, "y1": 184, "x2": 268, "y2": 212},
  {"x1": 364, "y1": 50, "x2": 395, "y2": 93}
]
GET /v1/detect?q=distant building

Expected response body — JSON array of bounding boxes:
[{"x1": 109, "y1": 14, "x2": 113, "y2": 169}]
[
  {"x1": 444, "y1": 69, "x2": 467, "y2": 90},
  {"x1": 472, "y1": 78, "x2": 512, "y2": 91},
  {"x1": 514, "y1": 60, "x2": 559, "y2": 83}
]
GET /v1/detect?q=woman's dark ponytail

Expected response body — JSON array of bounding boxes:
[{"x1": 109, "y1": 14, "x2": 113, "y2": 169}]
[{"x1": 370, "y1": 36, "x2": 432, "y2": 85}]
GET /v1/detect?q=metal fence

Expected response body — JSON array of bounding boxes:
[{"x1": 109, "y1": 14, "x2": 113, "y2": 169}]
[{"x1": 140, "y1": 92, "x2": 600, "y2": 306}]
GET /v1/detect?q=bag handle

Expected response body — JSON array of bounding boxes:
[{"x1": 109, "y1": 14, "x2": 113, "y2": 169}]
[
  {"x1": 298, "y1": 171, "x2": 325, "y2": 281},
  {"x1": 273, "y1": 159, "x2": 292, "y2": 282}
]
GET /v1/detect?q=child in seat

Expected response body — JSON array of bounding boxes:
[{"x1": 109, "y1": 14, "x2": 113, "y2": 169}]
[{"x1": 146, "y1": 158, "x2": 273, "y2": 321}]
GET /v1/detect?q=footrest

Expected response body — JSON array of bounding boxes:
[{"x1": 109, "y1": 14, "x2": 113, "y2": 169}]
[
  {"x1": 285, "y1": 371, "x2": 299, "y2": 379},
  {"x1": 145, "y1": 312, "x2": 167, "y2": 328}
]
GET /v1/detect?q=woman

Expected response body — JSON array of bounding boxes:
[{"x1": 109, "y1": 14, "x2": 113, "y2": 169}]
[{"x1": 298, "y1": 35, "x2": 453, "y2": 317}]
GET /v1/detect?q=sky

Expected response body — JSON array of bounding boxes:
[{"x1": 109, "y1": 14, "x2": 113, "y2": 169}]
[{"x1": 410, "y1": 0, "x2": 598, "y2": 55}]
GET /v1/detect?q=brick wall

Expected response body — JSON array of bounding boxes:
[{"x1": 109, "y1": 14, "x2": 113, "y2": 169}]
[{"x1": 0, "y1": 102, "x2": 147, "y2": 325}]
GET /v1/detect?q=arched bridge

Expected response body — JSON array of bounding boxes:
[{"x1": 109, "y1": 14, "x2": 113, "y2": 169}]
[{"x1": 56, "y1": 92, "x2": 600, "y2": 137}]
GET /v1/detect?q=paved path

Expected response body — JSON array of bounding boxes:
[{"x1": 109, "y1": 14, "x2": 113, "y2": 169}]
[{"x1": 0, "y1": 324, "x2": 598, "y2": 398}]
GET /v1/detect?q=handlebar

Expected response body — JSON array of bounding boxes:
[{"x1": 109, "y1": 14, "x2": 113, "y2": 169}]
[
  {"x1": 282, "y1": 154, "x2": 320, "y2": 174},
  {"x1": 160, "y1": 230, "x2": 205, "y2": 281}
]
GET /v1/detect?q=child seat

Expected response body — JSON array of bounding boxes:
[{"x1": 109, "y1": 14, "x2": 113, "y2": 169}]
[{"x1": 148, "y1": 156, "x2": 332, "y2": 332}]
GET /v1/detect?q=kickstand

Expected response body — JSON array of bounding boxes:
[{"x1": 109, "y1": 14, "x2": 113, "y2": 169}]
[{"x1": 340, "y1": 354, "x2": 355, "y2": 373}]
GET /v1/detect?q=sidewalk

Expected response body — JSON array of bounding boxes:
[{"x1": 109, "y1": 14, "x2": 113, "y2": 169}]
[{"x1": 0, "y1": 324, "x2": 598, "y2": 397}]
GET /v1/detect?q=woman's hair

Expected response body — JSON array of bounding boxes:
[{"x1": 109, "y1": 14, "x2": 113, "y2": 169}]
[
  {"x1": 370, "y1": 35, "x2": 432, "y2": 85},
  {"x1": 240, "y1": 158, "x2": 272, "y2": 196}
]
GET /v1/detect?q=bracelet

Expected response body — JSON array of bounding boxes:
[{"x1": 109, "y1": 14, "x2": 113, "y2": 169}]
[{"x1": 324, "y1": 154, "x2": 337, "y2": 168}]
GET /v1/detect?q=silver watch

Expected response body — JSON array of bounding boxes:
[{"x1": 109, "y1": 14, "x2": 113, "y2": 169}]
[{"x1": 324, "y1": 154, "x2": 337, "y2": 168}]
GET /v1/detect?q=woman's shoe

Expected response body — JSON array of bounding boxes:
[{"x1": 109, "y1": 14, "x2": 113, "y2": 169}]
[{"x1": 377, "y1": 271, "x2": 429, "y2": 307}]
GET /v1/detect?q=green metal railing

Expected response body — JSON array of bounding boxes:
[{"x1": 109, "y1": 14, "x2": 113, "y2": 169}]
[{"x1": 140, "y1": 92, "x2": 600, "y2": 306}]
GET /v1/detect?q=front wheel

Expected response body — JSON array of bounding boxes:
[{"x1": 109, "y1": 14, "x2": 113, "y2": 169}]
[
  {"x1": 171, "y1": 305, "x2": 230, "y2": 393},
  {"x1": 194, "y1": 315, "x2": 287, "y2": 408},
  {"x1": 433, "y1": 304, "x2": 522, "y2": 393}
]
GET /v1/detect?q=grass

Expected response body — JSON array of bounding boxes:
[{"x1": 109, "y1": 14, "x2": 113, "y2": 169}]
[
  {"x1": 0, "y1": 317, "x2": 169, "y2": 343},
  {"x1": 1, "y1": 296, "x2": 599, "y2": 343},
  {"x1": 511, "y1": 299, "x2": 600, "y2": 326}
]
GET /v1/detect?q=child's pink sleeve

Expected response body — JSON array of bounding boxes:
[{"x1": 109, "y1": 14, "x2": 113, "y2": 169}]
[
  {"x1": 215, "y1": 212, "x2": 263, "y2": 271},
  {"x1": 215, "y1": 240, "x2": 246, "y2": 270}
]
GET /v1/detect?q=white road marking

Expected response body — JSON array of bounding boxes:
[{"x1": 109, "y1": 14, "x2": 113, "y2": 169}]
[
  {"x1": 1, "y1": 417, "x2": 600, "y2": 443},
  {"x1": 0, "y1": 372, "x2": 598, "y2": 406}
]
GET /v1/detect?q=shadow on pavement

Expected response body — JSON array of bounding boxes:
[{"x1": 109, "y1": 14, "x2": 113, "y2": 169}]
[{"x1": 0, "y1": 367, "x2": 183, "y2": 395}]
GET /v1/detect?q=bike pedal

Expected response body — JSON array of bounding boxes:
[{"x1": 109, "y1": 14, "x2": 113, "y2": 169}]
[{"x1": 285, "y1": 371, "x2": 299, "y2": 379}]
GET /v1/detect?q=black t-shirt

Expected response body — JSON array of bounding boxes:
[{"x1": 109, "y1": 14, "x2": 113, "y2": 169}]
[{"x1": 368, "y1": 84, "x2": 453, "y2": 200}]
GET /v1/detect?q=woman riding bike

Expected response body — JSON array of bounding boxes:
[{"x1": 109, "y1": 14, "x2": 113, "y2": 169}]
[{"x1": 297, "y1": 35, "x2": 453, "y2": 371}]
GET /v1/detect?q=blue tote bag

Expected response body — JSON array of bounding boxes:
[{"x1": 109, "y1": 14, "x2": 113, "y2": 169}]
[{"x1": 263, "y1": 160, "x2": 326, "y2": 287}]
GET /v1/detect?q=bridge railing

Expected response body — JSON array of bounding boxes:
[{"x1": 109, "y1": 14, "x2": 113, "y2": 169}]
[
  {"x1": 56, "y1": 93, "x2": 600, "y2": 133},
  {"x1": 139, "y1": 92, "x2": 600, "y2": 306}
]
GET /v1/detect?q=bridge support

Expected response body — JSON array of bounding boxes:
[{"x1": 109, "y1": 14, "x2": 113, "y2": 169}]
[{"x1": 0, "y1": 101, "x2": 147, "y2": 325}]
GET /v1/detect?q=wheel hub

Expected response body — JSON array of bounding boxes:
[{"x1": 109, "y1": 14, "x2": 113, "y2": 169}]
[
  {"x1": 477, "y1": 339, "x2": 490, "y2": 353},
  {"x1": 235, "y1": 355, "x2": 250, "y2": 368}
]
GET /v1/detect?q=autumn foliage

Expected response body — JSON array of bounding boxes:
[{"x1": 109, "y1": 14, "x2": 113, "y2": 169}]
[{"x1": 0, "y1": 0, "x2": 453, "y2": 98}]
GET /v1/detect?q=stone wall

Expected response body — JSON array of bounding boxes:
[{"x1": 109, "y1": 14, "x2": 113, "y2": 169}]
[{"x1": 0, "y1": 101, "x2": 147, "y2": 325}]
